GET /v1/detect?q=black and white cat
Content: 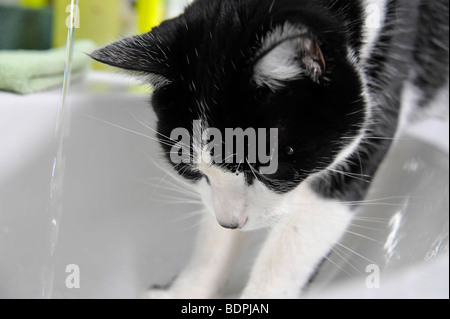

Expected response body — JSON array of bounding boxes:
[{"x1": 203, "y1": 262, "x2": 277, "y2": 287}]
[{"x1": 91, "y1": 0, "x2": 449, "y2": 298}]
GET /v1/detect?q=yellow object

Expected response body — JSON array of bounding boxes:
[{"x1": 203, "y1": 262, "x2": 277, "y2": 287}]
[
  {"x1": 137, "y1": 0, "x2": 166, "y2": 33},
  {"x1": 19, "y1": 0, "x2": 49, "y2": 8},
  {"x1": 53, "y1": 0, "x2": 121, "y2": 70},
  {"x1": 53, "y1": 0, "x2": 121, "y2": 47},
  {"x1": 52, "y1": 0, "x2": 166, "y2": 71}
]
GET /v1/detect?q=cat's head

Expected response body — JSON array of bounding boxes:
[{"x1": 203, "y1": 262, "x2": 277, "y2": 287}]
[{"x1": 91, "y1": 0, "x2": 366, "y2": 230}]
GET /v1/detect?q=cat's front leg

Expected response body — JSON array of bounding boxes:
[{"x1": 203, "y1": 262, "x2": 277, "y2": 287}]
[
  {"x1": 241, "y1": 188, "x2": 353, "y2": 299},
  {"x1": 143, "y1": 214, "x2": 247, "y2": 299}
]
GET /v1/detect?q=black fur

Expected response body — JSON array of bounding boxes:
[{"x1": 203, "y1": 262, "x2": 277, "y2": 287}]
[{"x1": 91, "y1": 0, "x2": 449, "y2": 201}]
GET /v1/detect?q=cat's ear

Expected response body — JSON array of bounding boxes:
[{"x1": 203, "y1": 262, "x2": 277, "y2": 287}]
[
  {"x1": 253, "y1": 23, "x2": 326, "y2": 90},
  {"x1": 90, "y1": 24, "x2": 176, "y2": 88}
]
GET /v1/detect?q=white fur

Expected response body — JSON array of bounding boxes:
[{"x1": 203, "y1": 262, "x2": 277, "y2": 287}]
[
  {"x1": 253, "y1": 23, "x2": 308, "y2": 91},
  {"x1": 144, "y1": 140, "x2": 354, "y2": 298},
  {"x1": 241, "y1": 184, "x2": 353, "y2": 298},
  {"x1": 198, "y1": 165, "x2": 248, "y2": 228},
  {"x1": 397, "y1": 81, "x2": 423, "y2": 135},
  {"x1": 142, "y1": 215, "x2": 247, "y2": 299},
  {"x1": 399, "y1": 80, "x2": 450, "y2": 129},
  {"x1": 423, "y1": 81, "x2": 450, "y2": 122},
  {"x1": 254, "y1": 40, "x2": 305, "y2": 91},
  {"x1": 196, "y1": 148, "x2": 287, "y2": 230},
  {"x1": 144, "y1": 179, "x2": 353, "y2": 298}
]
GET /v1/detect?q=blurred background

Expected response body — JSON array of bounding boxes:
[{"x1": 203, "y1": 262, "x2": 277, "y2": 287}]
[
  {"x1": 1, "y1": 0, "x2": 189, "y2": 50},
  {"x1": 0, "y1": 0, "x2": 192, "y2": 91}
]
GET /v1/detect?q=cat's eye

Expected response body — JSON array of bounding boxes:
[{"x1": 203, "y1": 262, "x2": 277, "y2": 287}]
[{"x1": 286, "y1": 147, "x2": 294, "y2": 155}]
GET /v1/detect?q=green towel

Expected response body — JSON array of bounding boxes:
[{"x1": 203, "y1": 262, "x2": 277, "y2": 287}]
[{"x1": 0, "y1": 39, "x2": 97, "y2": 94}]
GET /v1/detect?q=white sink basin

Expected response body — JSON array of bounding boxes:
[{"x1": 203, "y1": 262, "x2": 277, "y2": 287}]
[{"x1": 0, "y1": 72, "x2": 448, "y2": 298}]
